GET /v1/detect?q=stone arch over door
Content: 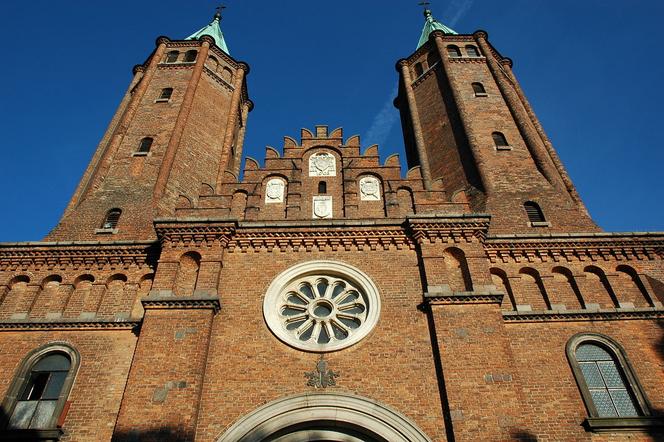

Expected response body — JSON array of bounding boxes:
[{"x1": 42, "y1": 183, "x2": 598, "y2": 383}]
[{"x1": 216, "y1": 392, "x2": 432, "y2": 442}]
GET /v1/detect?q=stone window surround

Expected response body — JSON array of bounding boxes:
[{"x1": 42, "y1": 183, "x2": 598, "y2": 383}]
[
  {"x1": 0, "y1": 342, "x2": 80, "y2": 440},
  {"x1": 566, "y1": 333, "x2": 662, "y2": 432},
  {"x1": 263, "y1": 260, "x2": 381, "y2": 353}
]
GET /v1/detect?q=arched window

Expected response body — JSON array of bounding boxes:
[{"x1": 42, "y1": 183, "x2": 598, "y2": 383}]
[
  {"x1": 492, "y1": 131, "x2": 509, "y2": 148},
  {"x1": 208, "y1": 55, "x2": 219, "y2": 71},
  {"x1": 184, "y1": 50, "x2": 197, "y2": 63},
  {"x1": 318, "y1": 181, "x2": 327, "y2": 194},
  {"x1": 101, "y1": 208, "x2": 121, "y2": 230},
  {"x1": 472, "y1": 82, "x2": 487, "y2": 96},
  {"x1": 3, "y1": 345, "x2": 79, "y2": 430},
  {"x1": 137, "y1": 137, "x2": 153, "y2": 153},
  {"x1": 165, "y1": 50, "x2": 179, "y2": 63},
  {"x1": 567, "y1": 334, "x2": 651, "y2": 425},
  {"x1": 157, "y1": 88, "x2": 173, "y2": 101},
  {"x1": 523, "y1": 201, "x2": 545, "y2": 223},
  {"x1": 414, "y1": 62, "x2": 424, "y2": 77},
  {"x1": 466, "y1": 45, "x2": 480, "y2": 57},
  {"x1": 447, "y1": 45, "x2": 462, "y2": 57}
]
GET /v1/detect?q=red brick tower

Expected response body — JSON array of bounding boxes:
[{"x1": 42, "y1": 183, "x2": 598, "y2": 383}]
[
  {"x1": 45, "y1": 10, "x2": 252, "y2": 242},
  {"x1": 395, "y1": 9, "x2": 598, "y2": 233}
]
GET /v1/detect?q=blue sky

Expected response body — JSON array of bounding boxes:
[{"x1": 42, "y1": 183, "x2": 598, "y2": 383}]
[{"x1": 1, "y1": 0, "x2": 663, "y2": 241}]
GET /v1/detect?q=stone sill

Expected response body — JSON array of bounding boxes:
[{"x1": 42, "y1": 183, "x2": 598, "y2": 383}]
[
  {"x1": 529, "y1": 221, "x2": 551, "y2": 227},
  {"x1": 131, "y1": 151, "x2": 149, "y2": 157},
  {"x1": 474, "y1": 92, "x2": 488, "y2": 97},
  {"x1": 495, "y1": 145, "x2": 513, "y2": 151},
  {"x1": 584, "y1": 416, "x2": 664, "y2": 433},
  {"x1": 94, "y1": 228, "x2": 118, "y2": 235},
  {"x1": 1, "y1": 428, "x2": 63, "y2": 441},
  {"x1": 154, "y1": 98, "x2": 171, "y2": 103}
]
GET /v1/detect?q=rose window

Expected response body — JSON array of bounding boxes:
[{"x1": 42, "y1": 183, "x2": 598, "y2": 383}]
[{"x1": 264, "y1": 261, "x2": 381, "y2": 352}]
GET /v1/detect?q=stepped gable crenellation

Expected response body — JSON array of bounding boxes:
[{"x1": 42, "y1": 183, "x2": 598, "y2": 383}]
[{"x1": 175, "y1": 125, "x2": 468, "y2": 221}]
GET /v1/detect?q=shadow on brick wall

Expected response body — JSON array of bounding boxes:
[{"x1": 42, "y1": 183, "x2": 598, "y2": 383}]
[
  {"x1": 509, "y1": 430, "x2": 538, "y2": 441},
  {"x1": 111, "y1": 428, "x2": 193, "y2": 442}
]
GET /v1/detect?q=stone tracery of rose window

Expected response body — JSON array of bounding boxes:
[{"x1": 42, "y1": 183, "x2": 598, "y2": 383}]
[{"x1": 279, "y1": 276, "x2": 367, "y2": 345}]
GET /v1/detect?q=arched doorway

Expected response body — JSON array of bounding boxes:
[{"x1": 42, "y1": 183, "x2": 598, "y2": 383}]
[{"x1": 216, "y1": 392, "x2": 432, "y2": 442}]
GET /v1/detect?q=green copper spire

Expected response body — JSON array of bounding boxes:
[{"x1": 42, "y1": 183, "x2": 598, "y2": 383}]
[
  {"x1": 417, "y1": 9, "x2": 458, "y2": 49},
  {"x1": 186, "y1": 8, "x2": 230, "y2": 54}
]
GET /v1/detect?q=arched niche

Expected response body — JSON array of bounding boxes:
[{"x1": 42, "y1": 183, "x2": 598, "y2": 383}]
[
  {"x1": 216, "y1": 392, "x2": 432, "y2": 442},
  {"x1": 518, "y1": 268, "x2": 550, "y2": 310},
  {"x1": 583, "y1": 266, "x2": 619, "y2": 308},
  {"x1": 443, "y1": 247, "x2": 472, "y2": 292},
  {"x1": 490, "y1": 268, "x2": 515, "y2": 310},
  {"x1": 615, "y1": 265, "x2": 651, "y2": 307},
  {"x1": 551, "y1": 266, "x2": 584, "y2": 309},
  {"x1": 175, "y1": 252, "x2": 201, "y2": 296}
]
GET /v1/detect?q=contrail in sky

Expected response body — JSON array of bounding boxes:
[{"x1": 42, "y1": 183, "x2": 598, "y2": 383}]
[
  {"x1": 445, "y1": 0, "x2": 476, "y2": 26},
  {"x1": 363, "y1": 84, "x2": 399, "y2": 149},
  {"x1": 362, "y1": 0, "x2": 475, "y2": 149}
]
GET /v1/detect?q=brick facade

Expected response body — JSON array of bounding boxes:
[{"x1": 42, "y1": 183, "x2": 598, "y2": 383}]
[{"x1": 1, "y1": 11, "x2": 663, "y2": 442}]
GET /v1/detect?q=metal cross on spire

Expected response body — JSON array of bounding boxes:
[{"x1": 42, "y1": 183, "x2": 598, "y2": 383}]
[
  {"x1": 418, "y1": 1, "x2": 431, "y2": 11},
  {"x1": 214, "y1": 4, "x2": 226, "y2": 20}
]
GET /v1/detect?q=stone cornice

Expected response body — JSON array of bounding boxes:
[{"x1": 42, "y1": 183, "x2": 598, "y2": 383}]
[
  {"x1": 142, "y1": 295, "x2": 221, "y2": 313},
  {"x1": 0, "y1": 241, "x2": 158, "y2": 272},
  {"x1": 0, "y1": 319, "x2": 140, "y2": 331},
  {"x1": 503, "y1": 307, "x2": 664, "y2": 323},
  {"x1": 485, "y1": 233, "x2": 664, "y2": 263}
]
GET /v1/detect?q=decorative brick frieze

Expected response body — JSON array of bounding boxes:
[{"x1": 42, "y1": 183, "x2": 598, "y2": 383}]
[
  {"x1": 485, "y1": 233, "x2": 664, "y2": 263},
  {"x1": 408, "y1": 216, "x2": 490, "y2": 244},
  {"x1": 424, "y1": 293, "x2": 504, "y2": 305},
  {"x1": 141, "y1": 295, "x2": 221, "y2": 313},
  {"x1": 0, "y1": 242, "x2": 157, "y2": 273},
  {"x1": 502, "y1": 307, "x2": 664, "y2": 322},
  {"x1": 0, "y1": 318, "x2": 140, "y2": 331},
  {"x1": 154, "y1": 221, "x2": 235, "y2": 248}
]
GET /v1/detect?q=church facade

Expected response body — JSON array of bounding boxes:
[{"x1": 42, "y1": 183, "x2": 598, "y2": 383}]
[{"x1": 1, "y1": 8, "x2": 663, "y2": 442}]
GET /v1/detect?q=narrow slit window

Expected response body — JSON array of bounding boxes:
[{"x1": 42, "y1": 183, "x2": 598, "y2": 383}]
[
  {"x1": 426, "y1": 51, "x2": 441, "y2": 68},
  {"x1": 492, "y1": 131, "x2": 509, "y2": 148},
  {"x1": 101, "y1": 208, "x2": 122, "y2": 230},
  {"x1": 472, "y1": 82, "x2": 486, "y2": 96},
  {"x1": 158, "y1": 88, "x2": 173, "y2": 101},
  {"x1": 137, "y1": 137, "x2": 153, "y2": 153},
  {"x1": 165, "y1": 51, "x2": 179, "y2": 63},
  {"x1": 318, "y1": 181, "x2": 327, "y2": 194},
  {"x1": 447, "y1": 45, "x2": 462, "y2": 58},
  {"x1": 414, "y1": 62, "x2": 424, "y2": 77},
  {"x1": 524, "y1": 201, "x2": 545, "y2": 223},
  {"x1": 184, "y1": 50, "x2": 198, "y2": 63},
  {"x1": 466, "y1": 45, "x2": 480, "y2": 57}
]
